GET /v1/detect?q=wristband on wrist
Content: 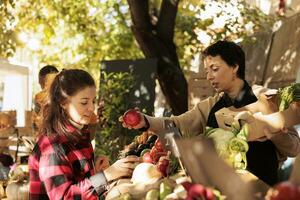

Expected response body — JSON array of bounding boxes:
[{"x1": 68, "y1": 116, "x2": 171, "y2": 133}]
[{"x1": 138, "y1": 115, "x2": 150, "y2": 132}]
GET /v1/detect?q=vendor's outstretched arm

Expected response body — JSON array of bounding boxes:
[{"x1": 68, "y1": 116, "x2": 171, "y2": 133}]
[
  {"x1": 145, "y1": 100, "x2": 212, "y2": 137},
  {"x1": 120, "y1": 95, "x2": 218, "y2": 137}
]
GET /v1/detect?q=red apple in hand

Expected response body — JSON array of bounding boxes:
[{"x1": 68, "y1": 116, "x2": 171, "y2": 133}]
[{"x1": 123, "y1": 109, "x2": 142, "y2": 127}]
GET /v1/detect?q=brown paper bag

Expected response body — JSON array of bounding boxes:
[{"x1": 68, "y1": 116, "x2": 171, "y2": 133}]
[
  {"x1": 215, "y1": 102, "x2": 300, "y2": 141},
  {"x1": 215, "y1": 108, "x2": 266, "y2": 140}
]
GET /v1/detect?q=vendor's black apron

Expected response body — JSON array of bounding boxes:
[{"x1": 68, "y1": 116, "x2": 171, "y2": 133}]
[{"x1": 206, "y1": 82, "x2": 278, "y2": 186}]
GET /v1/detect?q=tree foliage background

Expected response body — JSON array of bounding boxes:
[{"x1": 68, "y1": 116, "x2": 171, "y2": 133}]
[
  {"x1": 1, "y1": 0, "x2": 274, "y2": 76},
  {"x1": 0, "y1": 0, "x2": 275, "y2": 159}
]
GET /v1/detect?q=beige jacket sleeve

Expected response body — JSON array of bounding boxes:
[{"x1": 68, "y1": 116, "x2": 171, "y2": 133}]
[
  {"x1": 145, "y1": 95, "x2": 220, "y2": 138},
  {"x1": 270, "y1": 128, "x2": 300, "y2": 160}
]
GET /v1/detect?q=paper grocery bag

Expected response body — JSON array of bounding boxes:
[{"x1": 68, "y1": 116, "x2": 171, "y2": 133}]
[
  {"x1": 215, "y1": 107, "x2": 241, "y2": 130},
  {"x1": 215, "y1": 107, "x2": 266, "y2": 140},
  {"x1": 251, "y1": 103, "x2": 300, "y2": 132},
  {"x1": 215, "y1": 103, "x2": 300, "y2": 141},
  {"x1": 175, "y1": 136, "x2": 261, "y2": 200}
]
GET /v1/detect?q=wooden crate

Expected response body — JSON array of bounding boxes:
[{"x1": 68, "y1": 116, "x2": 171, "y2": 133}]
[
  {"x1": 0, "y1": 127, "x2": 16, "y2": 138},
  {"x1": 24, "y1": 111, "x2": 33, "y2": 129},
  {"x1": 0, "y1": 111, "x2": 34, "y2": 163},
  {"x1": 0, "y1": 111, "x2": 16, "y2": 128}
]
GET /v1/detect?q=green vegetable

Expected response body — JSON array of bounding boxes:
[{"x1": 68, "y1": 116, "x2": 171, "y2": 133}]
[
  {"x1": 231, "y1": 120, "x2": 240, "y2": 135},
  {"x1": 236, "y1": 123, "x2": 249, "y2": 141},
  {"x1": 207, "y1": 128, "x2": 235, "y2": 155},
  {"x1": 228, "y1": 138, "x2": 248, "y2": 153},
  {"x1": 278, "y1": 83, "x2": 300, "y2": 111},
  {"x1": 168, "y1": 154, "x2": 180, "y2": 175},
  {"x1": 159, "y1": 179, "x2": 173, "y2": 200},
  {"x1": 204, "y1": 124, "x2": 249, "y2": 170},
  {"x1": 140, "y1": 148, "x2": 151, "y2": 157},
  {"x1": 145, "y1": 189, "x2": 159, "y2": 200},
  {"x1": 204, "y1": 126, "x2": 217, "y2": 137},
  {"x1": 117, "y1": 193, "x2": 132, "y2": 200}
]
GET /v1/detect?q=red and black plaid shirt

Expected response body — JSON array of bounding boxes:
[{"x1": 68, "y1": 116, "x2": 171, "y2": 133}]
[{"x1": 29, "y1": 126, "x2": 101, "y2": 199}]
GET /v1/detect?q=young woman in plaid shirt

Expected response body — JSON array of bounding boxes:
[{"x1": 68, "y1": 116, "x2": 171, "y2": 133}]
[{"x1": 29, "y1": 69, "x2": 140, "y2": 199}]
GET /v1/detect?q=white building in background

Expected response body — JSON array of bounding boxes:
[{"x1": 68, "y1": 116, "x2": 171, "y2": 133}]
[{"x1": 0, "y1": 59, "x2": 32, "y2": 127}]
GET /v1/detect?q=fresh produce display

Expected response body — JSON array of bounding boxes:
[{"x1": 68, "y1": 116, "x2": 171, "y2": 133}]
[
  {"x1": 120, "y1": 132, "x2": 158, "y2": 158},
  {"x1": 265, "y1": 181, "x2": 300, "y2": 200},
  {"x1": 119, "y1": 131, "x2": 179, "y2": 177},
  {"x1": 117, "y1": 179, "x2": 225, "y2": 200},
  {"x1": 136, "y1": 137, "x2": 181, "y2": 189},
  {"x1": 277, "y1": 83, "x2": 300, "y2": 111},
  {"x1": 107, "y1": 130, "x2": 191, "y2": 200},
  {"x1": 181, "y1": 182, "x2": 225, "y2": 200},
  {"x1": 204, "y1": 124, "x2": 249, "y2": 170},
  {"x1": 123, "y1": 109, "x2": 142, "y2": 127},
  {"x1": 111, "y1": 178, "x2": 178, "y2": 200},
  {"x1": 112, "y1": 177, "x2": 224, "y2": 200}
]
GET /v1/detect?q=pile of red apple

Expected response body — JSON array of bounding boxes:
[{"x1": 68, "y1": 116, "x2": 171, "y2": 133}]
[
  {"x1": 142, "y1": 138, "x2": 170, "y2": 177},
  {"x1": 266, "y1": 181, "x2": 300, "y2": 200}
]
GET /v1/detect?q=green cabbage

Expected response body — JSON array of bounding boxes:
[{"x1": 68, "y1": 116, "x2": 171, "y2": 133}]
[{"x1": 204, "y1": 124, "x2": 249, "y2": 170}]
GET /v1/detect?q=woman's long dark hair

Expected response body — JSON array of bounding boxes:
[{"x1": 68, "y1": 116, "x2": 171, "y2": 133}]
[{"x1": 41, "y1": 69, "x2": 96, "y2": 141}]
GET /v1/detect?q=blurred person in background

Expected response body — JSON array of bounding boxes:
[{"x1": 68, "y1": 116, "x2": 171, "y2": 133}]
[{"x1": 33, "y1": 65, "x2": 59, "y2": 134}]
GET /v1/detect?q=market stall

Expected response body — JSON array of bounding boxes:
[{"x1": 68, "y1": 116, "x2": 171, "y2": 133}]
[{"x1": 105, "y1": 83, "x2": 300, "y2": 200}]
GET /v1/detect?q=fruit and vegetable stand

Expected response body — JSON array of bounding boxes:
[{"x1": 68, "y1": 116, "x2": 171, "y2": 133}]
[
  {"x1": 104, "y1": 131, "x2": 300, "y2": 200},
  {"x1": 1, "y1": 84, "x2": 300, "y2": 199},
  {"x1": 105, "y1": 83, "x2": 300, "y2": 200}
]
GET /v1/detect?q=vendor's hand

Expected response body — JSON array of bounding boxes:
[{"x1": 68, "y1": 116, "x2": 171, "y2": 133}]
[
  {"x1": 104, "y1": 156, "x2": 141, "y2": 182},
  {"x1": 263, "y1": 127, "x2": 289, "y2": 140},
  {"x1": 119, "y1": 108, "x2": 146, "y2": 130},
  {"x1": 234, "y1": 111, "x2": 255, "y2": 123},
  {"x1": 95, "y1": 155, "x2": 110, "y2": 172}
]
